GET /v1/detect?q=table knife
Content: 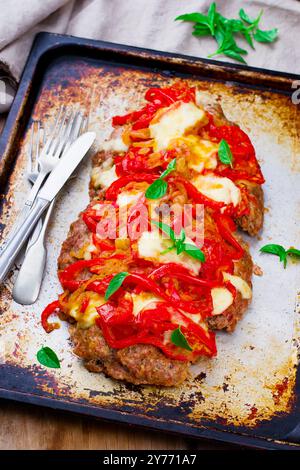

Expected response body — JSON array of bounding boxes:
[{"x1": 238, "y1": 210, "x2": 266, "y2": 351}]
[{"x1": 0, "y1": 131, "x2": 96, "y2": 283}]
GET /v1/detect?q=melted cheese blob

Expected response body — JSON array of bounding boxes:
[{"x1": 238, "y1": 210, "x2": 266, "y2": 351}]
[
  {"x1": 149, "y1": 101, "x2": 206, "y2": 151},
  {"x1": 131, "y1": 292, "x2": 161, "y2": 316},
  {"x1": 117, "y1": 190, "x2": 143, "y2": 208},
  {"x1": 68, "y1": 292, "x2": 106, "y2": 329},
  {"x1": 223, "y1": 272, "x2": 252, "y2": 299},
  {"x1": 191, "y1": 174, "x2": 241, "y2": 207},
  {"x1": 137, "y1": 230, "x2": 201, "y2": 275},
  {"x1": 211, "y1": 287, "x2": 234, "y2": 315},
  {"x1": 102, "y1": 136, "x2": 128, "y2": 152},
  {"x1": 172, "y1": 135, "x2": 219, "y2": 173}
]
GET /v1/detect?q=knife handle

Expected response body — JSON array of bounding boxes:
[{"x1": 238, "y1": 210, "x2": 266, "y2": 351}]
[{"x1": 0, "y1": 197, "x2": 49, "y2": 283}]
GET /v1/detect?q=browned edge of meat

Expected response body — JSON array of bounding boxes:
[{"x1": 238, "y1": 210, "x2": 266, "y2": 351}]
[
  {"x1": 69, "y1": 324, "x2": 189, "y2": 386},
  {"x1": 199, "y1": 92, "x2": 264, "y2": 237},
  {"x1": 207, "y1": 237, "x2": 253, "y2": 332}
]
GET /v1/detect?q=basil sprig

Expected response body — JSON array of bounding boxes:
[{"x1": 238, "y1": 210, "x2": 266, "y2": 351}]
[
  {"x1": 260, "y1": 244, "x2": 300, "y2": 269},
  {"x1": 171, "y1": 327, "x2": 193, "y2": 351},
  {"x1": 175, "y1": 3, "x2": 278, "y2": 64},
  {"x1": 145, "y1": 158, "x2": 176, "y2": 200},
  {"x1": 151, "y1": 220, "x2": 205, "y2": 262},
  {"x1": 218, "y1": 139, "x2": 233, "y2": 167},
  {"x1": 105, "y1": 272, "x2": 129, "y2": 300},
  {"x1": 37, "y1": 346, "x2": 60, "y2": 369}
]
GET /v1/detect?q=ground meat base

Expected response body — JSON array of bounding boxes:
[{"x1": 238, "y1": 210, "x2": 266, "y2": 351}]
[{"x1": 70, "y1": 325, "x2": 189, "y2": 386}]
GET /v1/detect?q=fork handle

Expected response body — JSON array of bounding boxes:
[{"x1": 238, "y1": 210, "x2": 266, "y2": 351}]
[
  {"x1": 0, "y1": 172, "x2": 47, "y2": 255},
  {"x1": 12, "y1": 199, "x2": 55, "y2": 305},
  {"x1": 0, "y1": 197, "x2": 49, "y2": 283}
]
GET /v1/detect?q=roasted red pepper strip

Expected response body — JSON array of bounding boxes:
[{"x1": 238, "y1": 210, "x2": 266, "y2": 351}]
[
  {"x1": 215, "y1": 214, "x2": 244, "y2": 260},
  {"x1": 80, "y1": 297, "x2": 90, "y2": 314},
  {"x1": 41, "y1": 300, "x2": 61, "y2": 333},
  {"x1": 96, "y1": 300, "x2": 216, "y2": 361},
  {"x1": 59, "y1": 256, "x2": 125, "y2": 291},
  {"x1": 148, "y1": 263, "x2": 218, "y2": 288},
  {"x1": 82, "y1": 212, "x2": 97, "y2": 232},
  {"x1": 105, "y1": 173, "x2": 159, "y2": 201}
]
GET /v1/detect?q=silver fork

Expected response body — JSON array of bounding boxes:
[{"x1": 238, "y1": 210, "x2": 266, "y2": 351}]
[
  {"x1": 12, "y1": 112, "x2": 87, "y2": 304},
  {"x1": 0, "y1": 108, "x2": 82, "y2": 283}
]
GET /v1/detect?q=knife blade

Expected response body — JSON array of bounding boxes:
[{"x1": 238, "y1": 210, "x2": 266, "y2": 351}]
[
  {"x1": 39, "y1": 131, "x2": 96, "y2": 201},
  {"x1": 0, "y1": 131, "x2": 96, "y2": 283}
]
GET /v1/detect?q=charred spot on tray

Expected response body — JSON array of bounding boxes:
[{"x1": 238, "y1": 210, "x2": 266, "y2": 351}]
[
  {"x1": 222, "y1": 383, "x2": 229, "y2": 392},
  {"x1": 194, "y1": 372, "x2": 206, "y2": 383},
  {"x1": 272, "y1": 377, "x2": 289, "y2": 405}
]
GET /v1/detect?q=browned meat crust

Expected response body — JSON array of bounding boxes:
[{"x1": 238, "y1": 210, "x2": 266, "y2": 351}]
[
  {"x1": 58, "y1": 217, "x2": 90, "y2": 270},
  {"x1": 70, "y1": 325, "x2": 189, "y2": 386},
  {"x1": 236, "y1": 181, "x2": 264, "y2": 237},
  {"x1": 200, "y1": 94, "x2": 264, "y2": 237}
]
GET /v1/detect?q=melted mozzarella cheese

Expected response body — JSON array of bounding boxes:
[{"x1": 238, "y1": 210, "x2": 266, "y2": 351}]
[
  {"x1": 131, "y1": 292, "x2": 161, "y2": 316},
  {"x1": 172, "y1": 135, "x2": 218, "y2": 173},
  {"x1": 91, "y1": 164, "x2": 118, "y2": 189},
  {"x1": 223, "y1": 272, "x2": 252, "y2": 299},
  {"x1": 102, "y1": 136, "x2": 128, "y2": 152},
  {"x1": 68, "y1": 292, "x2": 105, "y2": 329},
  {"x1": 149, "y1": 101, "x2": 206, "y2": 151},
  {"x1": 137, "y1": 231, "x2": 201, "y2": 275},
  {"x1": 191, "y1": 174, "x2": 241, "y2": 207},
  {"x1": 211, "y1": 287, "x2": 233, "y2": 315}
]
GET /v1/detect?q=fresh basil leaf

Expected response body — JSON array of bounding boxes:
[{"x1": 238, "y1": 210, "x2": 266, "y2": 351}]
[
  {"x1": 171, "y1": 327, "x2": 193, "y2": 351},
  {"x1": 151, "y1": 220, "x2": 176, "y2": 241},
  {"x1": 242, "y1": 30, "x2": 255, "y2": 49},
  {"x1": 223, "y1": 50, "x2": 247, "y2": 63},
  {"x1": 253, "y1": 28, "x2": 278, "y2": 43},
  {"x1": 176, "y1": 242, "x2": 185, "y2": 255},
  {"x1": 146, "y1": 159, "x2": 176, "y2": 200},
  {"x1": 286, "y1": 248, "x2": 300, "y2": 258},
  {"x1": 192, "y1": 27, "x2": 211, "y2": 37},
  {"x1": 217, "y1": 15, "x2": 245, "y2": 33},
  {"x1": 145, "y1": 179, "x2": 168, "y2": 200},
  {"x1": 260, "y1": 244, "x2": 287, "y2": 268},
  {"x1": 221, "y1": 49, "x2": 244, "y2": 62},
  {"x1": 175, "y1": 230, "x2": 186, "y2": 255},
  {"x1": 37, "y1": 347, "x2": 60, "y2": 369},
  {"x1": 239, "y1": 8, "x2": 254, "y2": 24},
  {"x1": 218, "y1": 139, "x2": 233, "y2": 166},
  {"x1": 182, "y1": 243, "x2": 206, "y2": 262},
  {"x1": 105, "y1": 272, "x2": 129, "y2": 300},
  {"x1": 160, "y1": 158, "x2": 177, "y2": 179},
  {"x1": 175, "y1": 11, "x2": 214, "y2": 35},
  {"x1": 176, "y1": 229, "x2": 186, "y2": 243},
  {"x1": 214, "y1": 22, "x2": 226, "y2": 47},
  {"x1": 175, "y1": 12, "x2": 209, "y2": 24},
  {"x1": 239, "y1": 8, "x2": 263, "y2": 28}
]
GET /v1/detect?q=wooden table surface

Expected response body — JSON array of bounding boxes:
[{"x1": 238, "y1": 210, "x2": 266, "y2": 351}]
[{"x1": 0, "y1": 399, "x2": 239, "y2": 450}]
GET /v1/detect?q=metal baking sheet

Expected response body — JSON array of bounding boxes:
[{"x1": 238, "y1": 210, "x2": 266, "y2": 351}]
[{"x1": 0, "y1": 33, "x2": 299, "y2": 450}]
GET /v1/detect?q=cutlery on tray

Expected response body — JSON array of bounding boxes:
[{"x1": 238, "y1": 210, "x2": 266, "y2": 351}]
[
  {"x1": 12, "y1": 111, "x2": 89, "y2": 304},
  {"x1": 0, "y1": 131, "x2": 96, "y2": 285}
]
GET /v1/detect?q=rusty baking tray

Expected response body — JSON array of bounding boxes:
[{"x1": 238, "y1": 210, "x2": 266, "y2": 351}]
[{"x1": 0, "y1": 32, "x2": 299, "y2": 450}]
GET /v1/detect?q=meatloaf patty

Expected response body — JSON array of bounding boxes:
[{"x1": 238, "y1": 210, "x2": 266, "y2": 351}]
[{"x1": 70, "y1": 324, "x2": 189, "y2": 386}]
